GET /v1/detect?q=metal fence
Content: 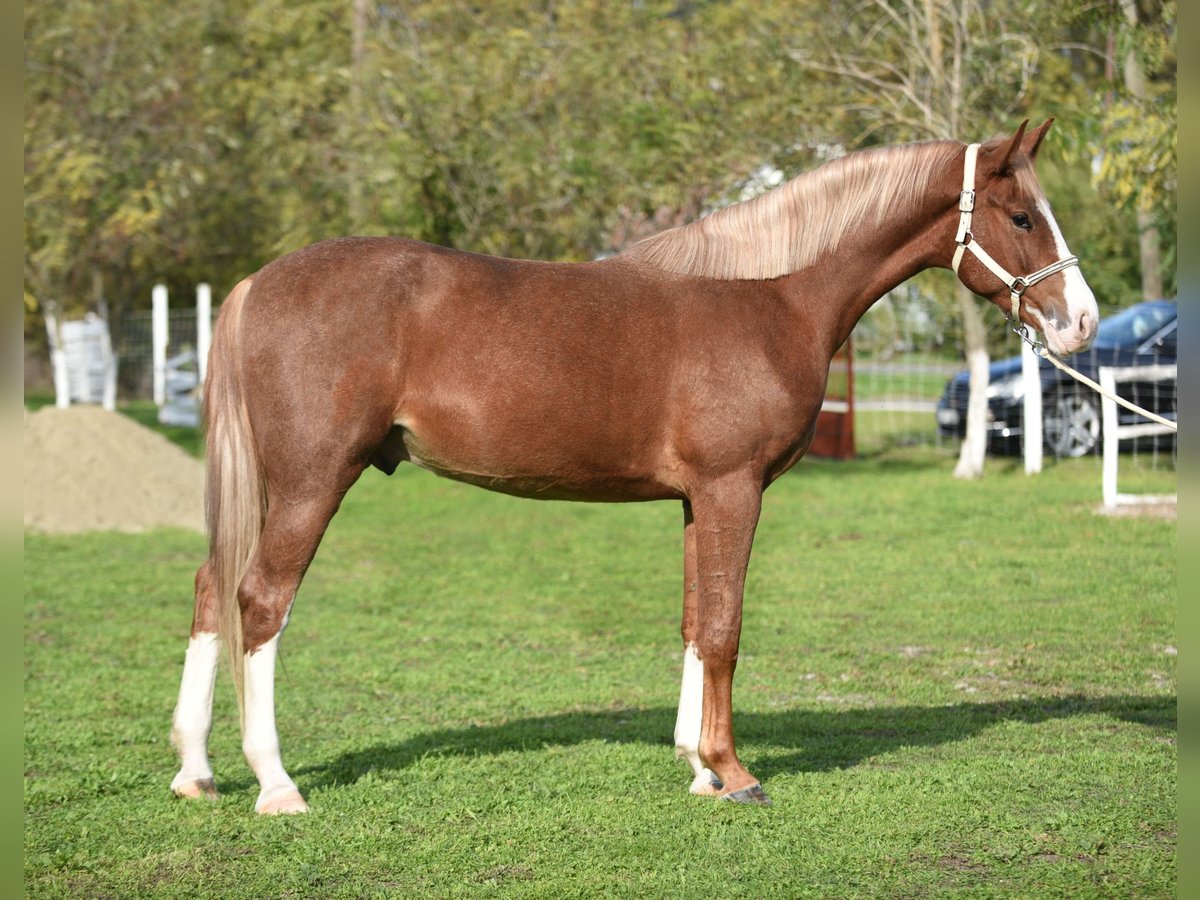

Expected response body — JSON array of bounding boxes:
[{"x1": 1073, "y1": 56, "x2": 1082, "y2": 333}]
[
  {"x1": 114, "y1": 308, "x2": 202, "y2": 400},
  {"x1": 849, "y1": 299, "x2": 1177, "y2": 470}
]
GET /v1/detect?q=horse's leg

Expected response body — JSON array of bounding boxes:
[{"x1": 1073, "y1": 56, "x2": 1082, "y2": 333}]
[
  {"x1": 170, "y1": 560, "x2": 220, "y2": 799},
  {"x1": 689, "y1": 476, "x2": 770, "y2": 804},
  {"x1": 237, "y1": 482, "x2": 358, "y2": 814},
  {"x1": 674, "y1": 500, "x2": 724, "y2": 796}
]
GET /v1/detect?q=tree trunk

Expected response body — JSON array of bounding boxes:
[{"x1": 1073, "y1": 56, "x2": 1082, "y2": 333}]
[
  {"x1": 348, "y1": 0, "x2": 369, "y2": 231},
  {"x1": 1120, "y1": 0, "x2": 1163, "y2": 300},
  {"x1": 953, "y1": 282, "x2": 989, "y2": 479},
  {"x1": 1134, "y1": 206, "x2": 1163, "y2": 300}
]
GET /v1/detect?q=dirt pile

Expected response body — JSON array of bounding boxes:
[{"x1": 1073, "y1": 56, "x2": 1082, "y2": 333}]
[{"x1": 24, "y1": 406, "x2": 205, "y2": 534}]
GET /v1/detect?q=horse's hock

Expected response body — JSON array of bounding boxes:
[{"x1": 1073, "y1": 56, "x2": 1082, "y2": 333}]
[{"x1": 24, "y1": 406, "x2": 204, "y2": 534}]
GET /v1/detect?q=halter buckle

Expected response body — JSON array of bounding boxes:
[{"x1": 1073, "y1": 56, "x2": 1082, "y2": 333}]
[
  {"x1": 1011, "y1": 318, "x2": 1045, "y2": 354},
  {"x1": 958, "y1": 190, "x2": 975, "y2": 213}
]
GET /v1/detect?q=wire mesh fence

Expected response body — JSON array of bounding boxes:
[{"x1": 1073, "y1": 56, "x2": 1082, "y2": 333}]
[
  {"x1": 115, "y1": 308, "x2": 199, "y2": 399},
  {"x1": 849, "y1": 297, "x2": 1177, "y2": 470}
]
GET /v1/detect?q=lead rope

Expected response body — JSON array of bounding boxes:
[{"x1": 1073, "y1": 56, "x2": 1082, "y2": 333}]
[{"x1": 1011, "y1": 323, "x2": 1177, "y2": 432}]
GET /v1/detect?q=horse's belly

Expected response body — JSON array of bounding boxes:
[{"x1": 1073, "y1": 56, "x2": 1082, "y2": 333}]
[{"x1": 396, "y1": 419, "x2": 680, "y2": 502}]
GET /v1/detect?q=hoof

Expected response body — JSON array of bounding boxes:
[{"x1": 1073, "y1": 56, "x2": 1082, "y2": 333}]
[
  {"x1": 689, "y1": 768, "x2": 724, "y2": 796},
  {"x1": 721, "y1": 783, "x2": 772, "y2": 806},
  {"x1": 256, "y1": 787, "x2": 308, "y2": 815},
  {"x1": 171, "y1": 776, "x2": 218, "y2": 801}
]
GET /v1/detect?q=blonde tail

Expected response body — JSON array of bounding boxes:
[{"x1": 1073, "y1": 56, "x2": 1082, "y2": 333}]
[{"x1": 203, "y1": 278, "x2": 263, "y2": 725}]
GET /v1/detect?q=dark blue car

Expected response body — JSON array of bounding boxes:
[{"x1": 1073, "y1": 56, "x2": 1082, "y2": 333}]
[{"x1": 935, "y1": 299, "x2": 1177, "y2": 457}]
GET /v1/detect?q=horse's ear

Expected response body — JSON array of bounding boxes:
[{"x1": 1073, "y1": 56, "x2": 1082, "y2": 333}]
[
  {"x1": 1024, "y1": 118, "x2": 1054, "y2": 161},
  {"x1": 980, "y1": 120, "x2": 1028, "y2": 177},
  {"x1": 997, "y1": 120, "x2": 1028, "y2": 174}
]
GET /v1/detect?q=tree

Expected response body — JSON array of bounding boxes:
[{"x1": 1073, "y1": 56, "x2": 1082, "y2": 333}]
[
  {"x1": 23, "y1": 0, "x2": 317, "y2": 337},
  {"x1": 25, "y1": 0, "x2": 1165, "y2": 408},
  {"x1": 355, "y1": 0, "x2": 810, "y2": 261},
  {"x1": 1094, "y1": 0, "x2": 1176, "y2": 300}
]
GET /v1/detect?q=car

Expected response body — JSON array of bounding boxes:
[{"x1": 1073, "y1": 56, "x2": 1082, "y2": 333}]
[{"x1": 935, "y1": 299, "x2": 1177, "y2": 457}]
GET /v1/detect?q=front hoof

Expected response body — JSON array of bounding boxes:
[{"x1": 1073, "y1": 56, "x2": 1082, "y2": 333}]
[
  {"x1": 171, "y1": 776, "x2": 218, "y2": 801},
  {"x1": 721, "y1": 783, "x2": 772, "y2": 806},
  {"x1": 256, "y1": 787, "x2": 309, "y2": 815}
]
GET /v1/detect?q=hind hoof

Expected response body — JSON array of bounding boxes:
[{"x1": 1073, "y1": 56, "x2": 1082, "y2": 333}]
[
  {"x1": 256, "y1": 787, "x2": 309, "y2": 815},
  {"x1": 721, "y1": 783, "x2": 772, "y2": 805},
  {"x1": 171, "y1": 776, "x2": 218, "y2": 801}
]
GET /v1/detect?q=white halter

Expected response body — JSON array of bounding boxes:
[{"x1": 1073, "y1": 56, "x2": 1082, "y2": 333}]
[{"x1": 952, "y1": 143, "x2": 1080, "y2": 326}]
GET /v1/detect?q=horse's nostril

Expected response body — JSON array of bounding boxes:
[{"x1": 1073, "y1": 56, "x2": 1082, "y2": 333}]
[{"x1": 1076, "y1": 309, "x2": 1092, "y2": 337}]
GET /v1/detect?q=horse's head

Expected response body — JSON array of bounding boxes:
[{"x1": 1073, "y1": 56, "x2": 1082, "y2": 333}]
[{"x1": 952, "y1": 119, "x2": 1099, "y2": 355}]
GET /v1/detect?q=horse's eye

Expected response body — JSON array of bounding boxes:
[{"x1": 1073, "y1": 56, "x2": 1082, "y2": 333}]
[{"x1": 1011, "y1": 212, "x2": 1032, "y2": 231}]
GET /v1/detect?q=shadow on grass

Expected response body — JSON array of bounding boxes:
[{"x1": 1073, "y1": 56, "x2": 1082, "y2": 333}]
[
  {"x1": 796, "y1": 454, "x2": 952, "y2": 475},
  {"x1": 292, "y1": 694, "x2": 1174, "y2": 792}
]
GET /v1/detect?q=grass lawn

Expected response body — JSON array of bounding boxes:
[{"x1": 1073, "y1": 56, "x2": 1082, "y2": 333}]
[
  {"x1": 24, "y1": 446, "x2": 1175, "y2": 897},
  {"x1": 852, "y1": 368, "x2": 956, "y2": 402}
]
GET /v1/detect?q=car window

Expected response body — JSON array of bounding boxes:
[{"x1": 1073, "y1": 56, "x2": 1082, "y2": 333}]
[{"x1": 1096, "y1": 303, "x2": 1176, "y2": 347}]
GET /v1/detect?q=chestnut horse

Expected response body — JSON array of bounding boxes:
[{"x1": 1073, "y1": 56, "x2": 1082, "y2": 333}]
[{"x1": 170, "y1": 120, "x2": 1097, "y2": 812}]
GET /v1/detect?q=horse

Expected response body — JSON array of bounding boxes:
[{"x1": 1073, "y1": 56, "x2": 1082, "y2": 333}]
[{"x1": 169, "y1": 119, "x2": 1098, "y2": 812}]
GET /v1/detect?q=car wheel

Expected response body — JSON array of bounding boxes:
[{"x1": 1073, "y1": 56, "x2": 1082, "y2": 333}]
[{"x1": 1044, "y1": 390, "x2": 1101, "y2": 458}]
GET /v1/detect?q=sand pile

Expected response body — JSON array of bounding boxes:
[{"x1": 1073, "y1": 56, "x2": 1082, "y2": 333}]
[{"x1": 24, "y1": 406, "x2": 205, "y2": 534}]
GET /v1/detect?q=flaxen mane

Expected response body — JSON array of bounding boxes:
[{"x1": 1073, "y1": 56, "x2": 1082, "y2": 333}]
[{"x1": 621, "y1": 141, "x2": 961, "y2": 280}]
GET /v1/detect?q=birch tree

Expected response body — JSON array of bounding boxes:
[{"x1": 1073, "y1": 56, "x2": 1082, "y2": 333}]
[{"x1": 790, "y1": 0, "x2": 1043, "y2": 478}]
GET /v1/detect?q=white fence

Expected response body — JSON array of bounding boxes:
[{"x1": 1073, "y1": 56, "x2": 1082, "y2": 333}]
[
  {"x1": 111, "y1": 284, "x2": 213, "y2": 425},
  {"x1": 1100, "y1": 364, "x2": 1177, "y2": 509}
]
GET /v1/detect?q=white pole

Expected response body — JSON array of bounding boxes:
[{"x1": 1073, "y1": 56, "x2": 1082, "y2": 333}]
[
  {"x1": 44, "y1": 312, "x2": 70, "y2": 408},
  {"x1": 196, "y1": 283, "x2": 212, "y2": 391},
  {"x1": 100, "y1": 317, "x2": 117, "y2": 412},
  {"x1": 152, "y1": 284, "x2": 168, "y2": 407},
  {"x1": 1021, "y1": 341, "x2": 1043, "y2": 474},
  {"x1": 1100, "y1": 368, "x2": 1119, "y2": 509}
]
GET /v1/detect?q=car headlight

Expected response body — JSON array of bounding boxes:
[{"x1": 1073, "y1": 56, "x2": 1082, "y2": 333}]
[{"x1": 986, "y1": 374, "x2": 1025, "y2": 401}]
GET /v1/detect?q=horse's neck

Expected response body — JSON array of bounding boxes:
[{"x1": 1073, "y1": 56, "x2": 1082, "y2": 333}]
[{"x1": 778, "y1": 183, "x2": 954, "y2": 354}]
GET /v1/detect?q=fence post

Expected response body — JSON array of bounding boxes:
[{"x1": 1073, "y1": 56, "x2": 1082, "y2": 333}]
[
  {"x1": 1100, "y1": 368, "x2": 1120, "y2": 509},
  {"x1": 44, "y1": 312, "x2": 70, "y2": 408},
  {"x1": 196, "y1": 283, "x2": 212, "y2": 392},
  {"x1": 1021, "y1": 341, "x2": 1042, "y2": 474},
  {"x1": 152, "y1": 284, "x2": 168, "y2": 406},
  {"x1": 100, "y1": 316, "x2": 117, "y2": 411}
]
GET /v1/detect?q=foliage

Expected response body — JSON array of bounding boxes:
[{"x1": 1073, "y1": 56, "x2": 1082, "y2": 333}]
[
  {"x1": 24, "y1": 448, "x2": 1175, "y2": 896},
  {"x1": 24, "y1": 0, "x2": 1175, "y2": 343},
  {"x1": 1089, "y1": 0, "x2": 1177, "y2": 296}
]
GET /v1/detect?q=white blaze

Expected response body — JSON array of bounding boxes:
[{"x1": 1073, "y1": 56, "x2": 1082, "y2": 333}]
[{"x1": 1037, "y1": 197, "x2": 1099, "y2": 343}]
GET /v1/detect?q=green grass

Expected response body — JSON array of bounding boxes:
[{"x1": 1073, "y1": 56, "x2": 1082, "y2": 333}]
[
  {"x1": 24, "y1": 448, "x2": 1175, "y2": 897},
  {"x1": 853, "y1": 369, "x2": 955, "y2": 401},
  {"x1": 855, "y1": 410, "x2": 949, "y2": 456}
]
